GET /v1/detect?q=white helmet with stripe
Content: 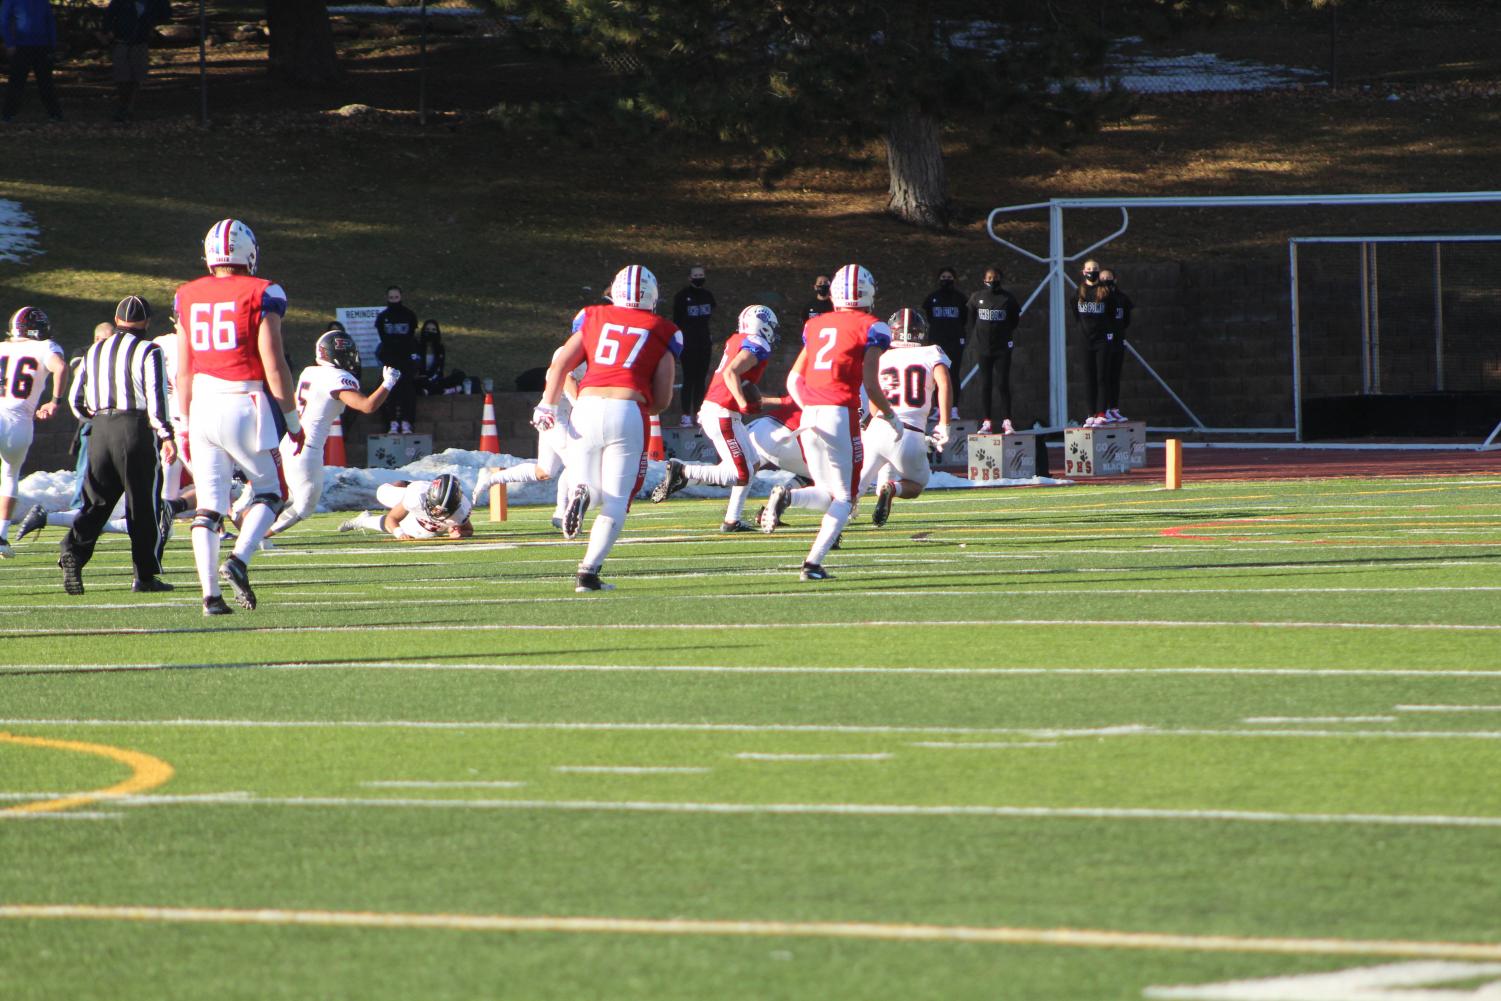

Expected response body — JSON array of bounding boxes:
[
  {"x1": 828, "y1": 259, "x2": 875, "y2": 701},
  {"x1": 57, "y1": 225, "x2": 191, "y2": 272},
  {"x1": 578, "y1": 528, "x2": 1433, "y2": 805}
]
[
  {"x1": 609, "y1": 265, "x2": 659, "y2": 311},
  {"x1": 736, "y1": 304, "x2": 779, "y2": 349},
  {"x1": 830, "y1": 263, "x2": 876, "y2": 310},
  {"x1": 203, "y1": 218, "x2": 259, "y2": 274}
]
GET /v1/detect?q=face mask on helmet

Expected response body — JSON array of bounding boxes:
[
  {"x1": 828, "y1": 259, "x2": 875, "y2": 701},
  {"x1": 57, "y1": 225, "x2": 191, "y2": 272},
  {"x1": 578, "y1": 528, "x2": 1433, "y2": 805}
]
[
  {"x1": 203, "y1": 218, "x2": 259, "y2": 275},
  {"x1": 830, "y1": 264, "x2": 876, "y2": 310},
  {"x1": 609, "y1": 265, "x2": 659, "y2": 311},
  {"x1": 886, "y1": 308, "x2": 929, "y2": 343},
  {"x1": 315, "y1": 330, "x2": 361, "y2": 374},
  {"x1": 422, "y1": 475, "x2": 462, "y2": 521},
  {"x1": 7, "y1": 306, "x2": 49, "y2": 340},
  {"x1": 737, "y1": 304, "x2": 779, "y2": 349}
]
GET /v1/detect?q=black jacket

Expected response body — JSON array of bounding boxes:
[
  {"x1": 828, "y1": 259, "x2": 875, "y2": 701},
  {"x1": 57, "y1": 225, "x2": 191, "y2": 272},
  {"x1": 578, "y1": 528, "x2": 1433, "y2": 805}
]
[
  {"x1": 966, "y1": 287, "x2": 1021, "y2": 352},
  {"x1": 922, "y1": 286, "x2": 969, "y2": 345},
  {"x1": 672, "y1": 286, "x2": 716, "y2": 342},
  {"x1": 375, "y1": 303, "x2": 419, "y2": 344},
  {"x1": 105, "y1": 0, "x2": 171, "y2": 45},
  {"x1": 804, "y1": 297, "x2": 834, "y2": 321},
  {"x1": 1075, "y1": 285, "x2": 1127, "y2": 341}
]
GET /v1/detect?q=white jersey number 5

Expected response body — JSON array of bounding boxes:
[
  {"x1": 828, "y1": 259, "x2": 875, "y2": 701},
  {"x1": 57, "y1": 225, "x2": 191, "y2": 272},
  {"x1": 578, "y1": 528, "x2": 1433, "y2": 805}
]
[{"x1": 594, "y1": 324, "x2": 650, "y2": 368}]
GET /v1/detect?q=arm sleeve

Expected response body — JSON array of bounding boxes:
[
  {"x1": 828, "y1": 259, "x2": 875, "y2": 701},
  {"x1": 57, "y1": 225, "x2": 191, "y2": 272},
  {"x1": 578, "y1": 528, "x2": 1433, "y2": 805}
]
[
  {"x1": 260, "y1": 284, "x2": 288, "y2": 317},
  {"x1": 666, "y1": 329, "x2": 684, "y2": 357}
]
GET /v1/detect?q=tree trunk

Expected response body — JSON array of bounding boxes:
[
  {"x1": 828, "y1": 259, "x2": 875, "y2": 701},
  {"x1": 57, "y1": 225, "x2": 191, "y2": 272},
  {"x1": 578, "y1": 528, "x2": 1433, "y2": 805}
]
[
  {"x1": 885, "y1": 103, "x2": 949, "y2": 228},
  {"x1": 266, "y1": 0, "x2": 339, "y2": 86}
]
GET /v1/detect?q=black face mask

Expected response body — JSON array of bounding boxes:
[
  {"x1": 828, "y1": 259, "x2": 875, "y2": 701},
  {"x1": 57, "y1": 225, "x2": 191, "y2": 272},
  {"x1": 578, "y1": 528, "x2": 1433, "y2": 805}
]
[
  {"x1": 988, "y1": 281, "x2": 1003, "y2": 292},
  {"x1": 690, "y1": 278, "x2": 706, "y2": 288},
  {"x1": 815, "y1": 286, "x2": 830, "y2": 296},
  {"x1": 938, "y1": 278, "x2": 954, "y2": 288},
  {"x1": 1101, "y1": 279, "x2": 1116, "y2": 288},
  {"x1": 1082, "y1": 272, "x2": 1099, "y2": 283}
]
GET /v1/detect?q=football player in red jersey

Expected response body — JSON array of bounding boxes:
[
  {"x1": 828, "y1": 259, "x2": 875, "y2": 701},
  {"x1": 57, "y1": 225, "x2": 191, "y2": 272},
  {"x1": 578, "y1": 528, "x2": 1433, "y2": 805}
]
[
  {"x1": 539, "y1": 265, "x2": 683, "y2": 592},
  {"x1": 760, "y1": 263, "x2": 900, "y2": 581},
  {"x1": 173, "y1": 218, "x2": 300, "y2": 616},
  {"x1": 650, "y1": 304, "x2": 784, "y2": 532}
]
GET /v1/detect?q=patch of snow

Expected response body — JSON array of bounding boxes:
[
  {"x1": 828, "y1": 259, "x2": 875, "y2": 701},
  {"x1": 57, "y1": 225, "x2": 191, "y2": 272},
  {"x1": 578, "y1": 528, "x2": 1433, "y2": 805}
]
[{"x1": 0, "y1": 199, "x2": 42, "y2": 264}]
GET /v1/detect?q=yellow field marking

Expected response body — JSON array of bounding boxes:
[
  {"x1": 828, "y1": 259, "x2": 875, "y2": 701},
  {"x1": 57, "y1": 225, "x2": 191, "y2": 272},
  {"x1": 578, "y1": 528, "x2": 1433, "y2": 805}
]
[
  {"x1": 0, "y1": 733, "x2": 173, "y2": 816},
  {"x1": 2, "y1": 904, "x2": 1500, "y2": 960}
]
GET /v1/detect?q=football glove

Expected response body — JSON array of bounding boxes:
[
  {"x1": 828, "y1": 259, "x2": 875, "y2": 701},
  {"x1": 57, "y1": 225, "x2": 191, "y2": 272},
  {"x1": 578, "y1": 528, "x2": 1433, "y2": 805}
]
[
  {"x1": 380, "y1": 366, "x2": 401, "y2": 391},
  {"x1": 880, "y1": 410, "x2": 903, "y2": 435},
  {"x1": 531, "y1": 404, "x2": 558, "y2": 432},
  {"x1": 283, "y1": 409, "x2": 305, "y2": 456},
  {"x1": 931, "y1": 424, "x2": 951, "y2": 450}
]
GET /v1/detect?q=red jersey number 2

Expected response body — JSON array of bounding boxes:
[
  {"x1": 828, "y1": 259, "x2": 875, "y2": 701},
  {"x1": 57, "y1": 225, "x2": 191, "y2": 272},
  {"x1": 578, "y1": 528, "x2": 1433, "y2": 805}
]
[
  {"x1": 189, "y1": 302, "x2": 240, "y2": 352},
  {"x1": 812, "y1": 327, "x2": 838, "y2": 370}
]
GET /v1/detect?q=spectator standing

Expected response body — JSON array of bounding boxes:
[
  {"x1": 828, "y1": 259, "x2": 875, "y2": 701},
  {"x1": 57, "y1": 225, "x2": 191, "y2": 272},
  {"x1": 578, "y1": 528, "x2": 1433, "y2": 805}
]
[
  {"x1": 966, "y1": 266, "x2": 1021, "y2": 434},
  {"x1": 671, "y1": 264, "x2": 715, "y2": 426},
  {"x1": 103, "y1": 0, "x2": 172, "y2": 123},
  {"x1": 59, "y1": 295, "x2": 175, "y2": 594},
  {"x1": 1074, "y1": 258, "x2": 1116, "y2": 426},
  {"x1": 374, "y1": 285, "x2": 420, "y2": 432},
  {"x1": 922, "y1": 265, "x2": 968, "y2": 418},
  {"x1": 1099, "y1": 268, "x2": 1134, "y2": 422},
  {"x1": 1, "y1": 0, "x2": 63, "y2": 123},
  {"x1": 803, "y1": 274, "x2": 834, "y2": 321}
]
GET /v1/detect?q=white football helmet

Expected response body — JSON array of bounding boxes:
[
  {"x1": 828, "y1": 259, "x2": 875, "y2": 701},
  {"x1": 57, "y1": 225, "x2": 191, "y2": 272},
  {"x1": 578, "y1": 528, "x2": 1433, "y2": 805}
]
[
  {"x1": 203, "y1": 218, "x2": 259, "y2": 274},
  {"x1": 609, "y1": 265, "x2": 659, "y2": 311},
  {"x1": 831, "y1": 263, "x2": 876, "y2": 309},
  {"x1": 736, "y1": 304, "x2": 779, "y2": 349}
]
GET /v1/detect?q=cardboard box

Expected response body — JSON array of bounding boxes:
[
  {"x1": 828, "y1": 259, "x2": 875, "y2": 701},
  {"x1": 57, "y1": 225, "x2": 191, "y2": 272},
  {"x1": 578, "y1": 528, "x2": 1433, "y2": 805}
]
[
  {"x1": 366, "y1": 433, "x2": 433, "y2": 469},
  {"x1": 662, "y1": 425, "x2": 717, "y2": 463},
  {"x1": 1063, "y1": 426, "x2": 1131, "y2": 476},
  {"x1": 966, "y1": 432, "x2": 1036, "y2": 483},
  {"x1": 1119, "y1": 420, "x2": 1147, "y2": 467}
]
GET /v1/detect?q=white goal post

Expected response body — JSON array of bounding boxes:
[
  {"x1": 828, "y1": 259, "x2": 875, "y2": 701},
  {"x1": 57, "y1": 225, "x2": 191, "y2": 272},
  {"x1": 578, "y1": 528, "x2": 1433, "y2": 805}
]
[{"x1": 986, "y1": 192, "x2": 1501, "y2": 437}]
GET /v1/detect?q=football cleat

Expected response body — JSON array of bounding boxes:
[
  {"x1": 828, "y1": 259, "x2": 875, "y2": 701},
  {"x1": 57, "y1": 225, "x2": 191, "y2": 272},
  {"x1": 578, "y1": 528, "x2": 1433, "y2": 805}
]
[
  {"x1": 338, "y1": 512, "x2": 368, "y2": 533},
  {"x1": 132, "y1": 576, "x2": 175, "y2": 593},
  {"x1": 1001, "y1": 418, "x2": 1015, "y2": 435},
  {"x1": 651, "y1": 459, "x2": 687, "y2": 503},
  {"x1": 760, "y1": 484, "x2": 791, "y2": 534},
  {"x1": 562, "y1": 484, "x2": 590, "y2": 540},
  {"x1": 800, "y1": 562, "x2": 834, "y2": 581},
  {"x1": 157, "y1": 501, "x2": 174, "y2": 545},
  {"x1": 219, "y1": 555, "x2": 256, "y2": 610},
  {"x1": 59, "y1": 553, "x2": 83, "y2": 594},
  {"x1": 575, "y1": 567, "x2": 615, "y2": 593},
  {"x1": 550, "y1": 516, "x2": 563, "y2": 531},
  {"x1": 15, "y1": 503, "x2": 47, "y2": 541},
  {"x1": 720, "y1": 520, "x2": 755, "y2": 534},
  {"x1": 871, "y1": 481, "x2": 895, "y2": 527},
  {"x1": 202, "y1": 595, "x2": 233, "y2": 616},
  {"x1": 0, "y1": 538, "x2": 11, "y2": 559}
]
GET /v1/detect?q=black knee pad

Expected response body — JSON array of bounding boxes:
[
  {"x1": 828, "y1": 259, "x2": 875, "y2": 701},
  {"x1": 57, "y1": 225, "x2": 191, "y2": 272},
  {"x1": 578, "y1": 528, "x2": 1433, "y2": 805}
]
[
  {"x1": 192, "y1": 510, "x2": 223, "y2": 532},
  {"x1": 251, "y1": 492, "x2": 286, "y2": 516}
]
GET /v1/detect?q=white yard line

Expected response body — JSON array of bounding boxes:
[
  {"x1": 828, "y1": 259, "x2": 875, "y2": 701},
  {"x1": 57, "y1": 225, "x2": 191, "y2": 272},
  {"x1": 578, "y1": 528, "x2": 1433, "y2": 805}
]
[
  {"x1": 735, "y1": 753, "x2": 892, "y2": 762},
  {"x1": 6, "y1": 903, "x2": 1501, "y2": 960},
  {"x1": 911, "y1": 741, "x2": 1061, "y2": 749},
  {"x1": 553, "y1": 766, "x2": 710, "y2": 775},
  {"x1": 360, "y1": 781, "x2": 528, "y2": 789},
  {"x1": 1395, "y1": 705, "x2": 1501, "y2": 713},
  {"x1": 1242, "y1": 716, "x2": 1397, "y2": 724}
]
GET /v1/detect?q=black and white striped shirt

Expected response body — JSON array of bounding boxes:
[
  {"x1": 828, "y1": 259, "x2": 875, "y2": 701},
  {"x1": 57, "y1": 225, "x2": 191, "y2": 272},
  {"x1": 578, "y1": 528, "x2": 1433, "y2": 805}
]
[{"x1": 69, "y1": 329, "x2": 173, "y2": 440}]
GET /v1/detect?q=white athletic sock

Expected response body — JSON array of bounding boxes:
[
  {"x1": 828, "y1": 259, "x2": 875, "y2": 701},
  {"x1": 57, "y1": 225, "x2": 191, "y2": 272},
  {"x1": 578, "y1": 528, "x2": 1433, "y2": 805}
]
[
  {"x1": 191, "y1": 525, "x2": 221, "y2": 597},
  {"x1": 683, "y1": 461, "x2": 739, "y2": 487},
  {"x1": 724, "y1": 483, "x2": 750, "y2": 524},
  {"x1": 49, "y1": 510, "x2": 80, "y2": 528},
  {"x1": 235, "y1": 504, "x2": 278, "y2": 563},
  {"x1": 498, "y1": 463, "x2": 541, "y2": 484},
  {"x1": 104, "y1": 517, "x2": 129, "y2": 535},
  {"x1": 788, "y1": 485, "x2": 833, "y2": 514},
  {"x1": 581, "y1": 513, "x2": 624, "y2": 571},
  {"x1": 352, "y1": 511, "x2": 386, "y2": 532},
  {"x1": 806, "y1": 498, "x2": 853, "y2": 565},
  {"x1": 551, "y1": 468, "x2": 572, "y2": 521},
  {"x1": 0, "y1": 518, "x2": 9, "y2": 539}
]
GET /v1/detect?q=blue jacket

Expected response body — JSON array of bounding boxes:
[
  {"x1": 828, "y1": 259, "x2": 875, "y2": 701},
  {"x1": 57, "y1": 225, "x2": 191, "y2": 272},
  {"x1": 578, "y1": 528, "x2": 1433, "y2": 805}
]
[{"x1": 0, "y1": 0, "x2": 58, "y2": 48}]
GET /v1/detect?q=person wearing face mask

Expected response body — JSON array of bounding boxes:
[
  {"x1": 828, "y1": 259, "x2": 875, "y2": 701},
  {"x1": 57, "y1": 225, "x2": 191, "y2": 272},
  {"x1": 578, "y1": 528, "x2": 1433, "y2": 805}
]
[
  {"x1": 375, "y1": 286, "x2": 421, "y2": 433},
  {"x1": 1099, "y1": 269, "x2": 1134, "y2": 423},
  {"x1": 965, "y1": 266, "x2": 1021, "y2": 434},
  {"x1": 671, "y1": 265, "x2": 716, "y2": 427},
  {"x1": 922, "y1": 266, "x2": 968, "y2": 418},
  {"x1": 804, "y1": 275, "x2": 834, "y2": 321},
  {"x1": 1074, "y1": 259, "x2": 1115, "y2": 427}
]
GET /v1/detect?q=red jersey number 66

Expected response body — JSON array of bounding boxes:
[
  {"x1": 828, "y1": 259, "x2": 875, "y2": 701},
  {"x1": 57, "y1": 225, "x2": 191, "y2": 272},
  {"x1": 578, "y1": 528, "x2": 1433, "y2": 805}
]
[{"x1": 189, "y1": 302, "x2": 240, "y2": 352}]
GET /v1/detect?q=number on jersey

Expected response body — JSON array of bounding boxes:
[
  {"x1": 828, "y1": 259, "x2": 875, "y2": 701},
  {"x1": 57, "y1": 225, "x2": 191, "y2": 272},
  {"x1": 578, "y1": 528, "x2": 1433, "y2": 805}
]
[
  {"x1": 812, "y1": 328, "x2": 838, "y2": 370},
  {"x1": 189, "y1": 302, "x2": 239, "y2": 352},
  {"x1": 0, "y1": 355, "x2": 38, "y2": 399},
  {"x1": 594, "y1": 323, "x2": 650, "y2": 368},
  {"x1": 881, "y1": 363, "x2": 927, "y2": 407}
]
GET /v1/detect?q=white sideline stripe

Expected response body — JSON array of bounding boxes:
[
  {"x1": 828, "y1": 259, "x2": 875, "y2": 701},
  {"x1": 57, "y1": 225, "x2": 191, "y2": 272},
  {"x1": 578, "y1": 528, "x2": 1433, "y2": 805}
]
[
  {"x1": 6, "y1": 618, "x2": 1501, "y2": 638},
  {"x1": 555, "y1": 774, "x2": 711, "y2": 780},
  {"x1": 10, "y1": 663, "x2": 1501, "y2": 679},
  {"x1": 911, "y1": 741, "x2": 1061, "y2": 749},
  {"x1": 0, "y1": 812, "x2": 123, "y2": 821},
  {"x1": 360, "y1": 781, "x2": 527, "y2": 790},
  {"x1": 1242, "y1": 716, "x2": 1398, "y2": 724},
  {"x1": 1396, "y1": 705, "x2": 1501, "y2": 713},
  {"x1": 6, "y1": 718, "x2": 1501, "y2": 742},
  {"x1": 88, "y1": 793, "x2": 1501, "y2": 830},
  {"x1": 0, "y1": 792, "x2": 249, "y2": 803},
  {"x1": 6, "y1": 904, "x2": 1501, "y2": 960},
  {"x1": 735, "y1": 753, "x2": 892, "y2": 762}
]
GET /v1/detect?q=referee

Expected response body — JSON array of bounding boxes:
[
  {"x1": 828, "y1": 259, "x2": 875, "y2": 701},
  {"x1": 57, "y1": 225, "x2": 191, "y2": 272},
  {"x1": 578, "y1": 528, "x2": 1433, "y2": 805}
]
[{"x1": 59, "y1": 295, "x2": 177, "y2": 595}]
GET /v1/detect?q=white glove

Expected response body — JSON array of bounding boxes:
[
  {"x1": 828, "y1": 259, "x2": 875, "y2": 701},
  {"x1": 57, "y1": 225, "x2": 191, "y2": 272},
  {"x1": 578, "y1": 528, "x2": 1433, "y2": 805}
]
[
  {"x1": 381, "y1": 366, "x2": 401, "y2": 391},
  {"x1": 531, "y1": 404, "x2": 558, "y2": 432},
  {"x1": 282, "y1": 408, "x2": 302, "y2": 437},
  {"x1": 880, "y1": 410, "x2": 903, "y2": 435},
  {"x1": 931, "y1": 424, "x2": 950, "y2": 450}
]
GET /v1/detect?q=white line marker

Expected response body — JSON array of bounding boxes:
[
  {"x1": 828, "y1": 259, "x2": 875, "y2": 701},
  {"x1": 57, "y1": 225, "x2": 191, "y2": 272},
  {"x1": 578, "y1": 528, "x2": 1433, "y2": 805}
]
[
  {"x1": 360, "y1": 781, "x2": 528, "y2": 790},
  {"x1": 1241, "y1": 716, "x2": 1398, "y2": 724},
  {"x1": 1395, "y1": 705, "x2": 1501, "y2": 713},
  {"x1": 6, "y1": 903, "x2": 1501, "y2": 959},
  {"x1": 735, "y1": 753, "x2": 892, "y2": 762},
  {"x1": 553, "y1": 767, "x2": 711, "y2": 775},
  {"x1": 911, "y1": 742, "x2": 1061, "y2": 750},
  {"x1": 0, "y1": 811, "x2": 123, "y2": 821}
]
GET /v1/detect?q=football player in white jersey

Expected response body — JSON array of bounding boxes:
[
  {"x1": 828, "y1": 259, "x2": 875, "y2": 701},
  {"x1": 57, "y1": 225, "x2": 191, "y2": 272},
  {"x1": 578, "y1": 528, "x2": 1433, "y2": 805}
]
[
  {"x1": 858, "y1": 308, "x2": 952, "y2": 527},
  {"x1": 338, "y1": 473, "x2": 473, "y2": 541},
  {"x1": 0, "y1": 307, "x2": 68, "y2": 557},
  {"x1": 245, "y1": 328, "x2": 398, "y2": 538}
]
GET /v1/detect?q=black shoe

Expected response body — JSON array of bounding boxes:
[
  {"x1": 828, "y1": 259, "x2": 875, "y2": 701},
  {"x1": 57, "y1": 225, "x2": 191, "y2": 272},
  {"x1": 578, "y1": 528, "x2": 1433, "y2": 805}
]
[
  {"x1": 720, "y1": 520, "x2": 754, "y2": 533},
  {"x1": 15, "y1": 503, "x2": 47, "y2": 541},
  {"x1": 871, "y1": 481, "x2": 895, "y2": 528},
  {"x1": 760, "y1": 485, "x2": 791, "y2": 534},
  {"x1": 219, "y1": 554, "x2": 256, "y2": 610},
  {"x1": 830, "y1": 531, "x2": 842, "y2": 551},
  {"x1": 562, "y1": 485, "x2": 590, "y2": 540},
  {"x1": 59, "y1": 553, "x2": 84, "y2": 595},
  {"x1": 800, "y1": 562, "x2": 834, "y2": 581},
  {"x1": 650, "y1": 459, "x2": 688, "y2": 503},
  {"x1": 133, "y1": 576, "x2": 175, "y2": 593},
  {"x1": 157, "y1": 503, "x2": 174, "y2": 544},
  {"x1": 203, "y1": 595, "x2": 233, "y2": 616},
  {"x1": 575, "y1": 566, "x2": 615, "y2": 593}
]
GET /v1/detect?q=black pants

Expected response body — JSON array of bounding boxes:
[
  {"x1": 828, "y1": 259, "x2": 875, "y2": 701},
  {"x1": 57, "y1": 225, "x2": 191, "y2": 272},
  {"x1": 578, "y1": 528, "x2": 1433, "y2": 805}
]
[
  {"x1": 977, "y1": 348, "x2": 1013, "y2": 423},
  {"x1": 931, "y1": 332, "x2": 965, "y2": 399},
  {"x1": 1104, "y1": 337, "x2": 1127, "y2": 411},
  {"x1": 679, "y1": 334, "x2": 711, "y2": 418},
  {"x1": 3, "y1": 46, "x2": 62, "y2": 120},
  {"x1": 382, "y1": 372, "x2": 418, "y2": 426},
  {"x1": 1081, "y1": 335, "x2": 1111, "y2": 416},
  {"x1": 61, "y1": 412, "x2": 164, "y2": 578}
]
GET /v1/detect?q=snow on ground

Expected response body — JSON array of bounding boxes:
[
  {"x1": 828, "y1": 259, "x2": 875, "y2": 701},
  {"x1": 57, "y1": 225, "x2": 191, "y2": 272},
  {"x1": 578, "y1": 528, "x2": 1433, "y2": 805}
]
[
  {"x1": 0, "y1": 200, "x2": 42, "y2": 264},
  {"x1": 16, "y1": 448, "x2": 1068, "y2": 515}
]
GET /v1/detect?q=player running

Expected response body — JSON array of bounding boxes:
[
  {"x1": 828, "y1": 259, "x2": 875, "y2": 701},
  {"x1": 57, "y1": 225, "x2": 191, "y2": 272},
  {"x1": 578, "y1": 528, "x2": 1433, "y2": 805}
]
[
  {"x1": 650, "y1": 304, "x2": 784, "y2": 532},
  {"x1": 338, "y1": 473, "x2": 472, "y2": 540},
  {"x1": 0, "y1": 307, "x2": 67, "y2": 557},
  {"x1": 174, "y1": 218, "x2": 301, "y2": 615},
  {"x1": 538, "y1": 264, "x2": 682, "y2": 592},
  {"x1": 858, "y1": 307, "x2": 952, "y2": 527},
  {"x1": 760, "y1": 263, "x2": 898, "y2": 581}
]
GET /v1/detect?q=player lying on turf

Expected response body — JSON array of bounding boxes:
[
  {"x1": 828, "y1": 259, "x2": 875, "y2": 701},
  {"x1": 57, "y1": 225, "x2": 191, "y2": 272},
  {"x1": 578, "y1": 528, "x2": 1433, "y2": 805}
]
[
  {"x1": 650, "y1": 304, "x2": 786, "y2": 532},
  {"x1": 858, "y1": 307, "x2": 952, "y2": 527},
  {"x1": 338, "y1": 473, "x2": 473, "y2": 540}
]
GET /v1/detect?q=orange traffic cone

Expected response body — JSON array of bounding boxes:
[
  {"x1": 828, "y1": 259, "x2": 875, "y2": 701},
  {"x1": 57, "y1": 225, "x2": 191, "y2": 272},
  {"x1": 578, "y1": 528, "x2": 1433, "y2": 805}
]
[
  {"x1": 324, "y1": 415, "x2": 347, "y2": 467},
  {"x1": 647, "y1": 414, "x2": 666, "y2": 460},
  {"x1": 479, "y1": 393, "x2": 501, "y2": 454}
]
